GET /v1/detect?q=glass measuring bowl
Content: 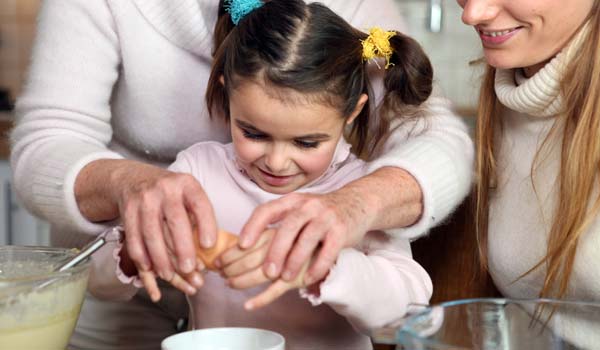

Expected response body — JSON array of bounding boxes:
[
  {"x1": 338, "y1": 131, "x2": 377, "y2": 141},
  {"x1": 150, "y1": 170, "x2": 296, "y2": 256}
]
[
  {"x1": 0, "y1": 246, "x2": 90, "y2": 349},
  {"x1": 373, "y1": 298, "x2": 600, "y2": 349}
]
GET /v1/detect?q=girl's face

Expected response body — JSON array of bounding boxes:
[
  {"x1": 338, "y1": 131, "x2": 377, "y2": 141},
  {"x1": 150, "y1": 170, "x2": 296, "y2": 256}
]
[
  {"x1": 456, "y1": 0, "x2": 594, "y2": 76},
  {"x1": 228, "y1": 81, "x2": 364, "y2": 194}
]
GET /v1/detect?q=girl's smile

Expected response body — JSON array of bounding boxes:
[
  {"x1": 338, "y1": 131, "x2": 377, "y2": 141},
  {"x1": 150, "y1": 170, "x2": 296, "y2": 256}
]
[{"x1": 257, "y1": 168, "x2": 298, "y2": 187}]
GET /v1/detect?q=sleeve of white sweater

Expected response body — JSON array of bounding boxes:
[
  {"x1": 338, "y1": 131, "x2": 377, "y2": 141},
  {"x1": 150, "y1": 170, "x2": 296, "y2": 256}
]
[
  {"x1": 301, "y1": 231, "x2": 432, "y2": 333},
  {"x1": 368, "y1": 97, "x2": 474, "y2": 239},
  {"x1": 9, "y1": 0, "x2": 123, "y2": 234}
]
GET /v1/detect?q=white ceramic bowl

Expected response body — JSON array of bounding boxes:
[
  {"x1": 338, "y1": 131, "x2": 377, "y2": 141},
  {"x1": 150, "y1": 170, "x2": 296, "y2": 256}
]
[{"x1": 161, "y1": 327, "x2": 285, "y2": 350}]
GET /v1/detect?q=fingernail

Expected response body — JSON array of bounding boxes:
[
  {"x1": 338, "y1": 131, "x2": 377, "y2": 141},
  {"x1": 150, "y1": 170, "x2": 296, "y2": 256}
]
[
  {"x1": 159, "y1": 270, "x2": 172, "y2": 281},
  {"x1": 245, "y1": 301, "x2": 254, "y2": 310},
  {"x1": 239, "y1": 237, "x2": 250, "y2": 248},
  {"x1": 186, "y1": 286, "x2": 197, "y2": 295},
  {"x1": 192, "y1": 274, "x2": 203, "y2": 288},
  {"x1": 140, "y1": 261, "x2": 151, "y2": 271},
  {"x1": 201, "y1": 235, "x2": 213, "y2": 248},
  {"x1": 181, "y1": 259, "x2": 194, "y2": 273},
  {"x1": 282, "y1": 270, "x2": 292, "y2": 281},
  {"x1": 266, "y1": 263, "x2": 278, "y2": 279},
  {"x1": 196, "y1": 258, "x2": 206, "y2": 271},
  {"x1": 304, "y1": 274, "x2": 315, "y2": 285}
]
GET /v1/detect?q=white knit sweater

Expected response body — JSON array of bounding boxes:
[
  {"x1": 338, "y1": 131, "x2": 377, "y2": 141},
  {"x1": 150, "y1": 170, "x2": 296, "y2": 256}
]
[
  {"x1": 489, "y1": 25, "x2": 600, "y2": 303},
  {"x1": 10, "y1": 0, "x2": 473, "y2": 247}
]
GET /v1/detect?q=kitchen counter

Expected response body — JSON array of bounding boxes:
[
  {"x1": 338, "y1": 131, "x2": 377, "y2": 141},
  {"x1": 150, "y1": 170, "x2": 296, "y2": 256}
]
[{"x1": 0, "y1": 112, "x2": 13, "y2": 160}]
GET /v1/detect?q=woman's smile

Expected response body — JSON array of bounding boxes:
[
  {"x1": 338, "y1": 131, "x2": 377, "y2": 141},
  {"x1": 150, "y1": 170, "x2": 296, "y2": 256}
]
[{"x1": 477, "y1": 26, "x2": 522, "y2": 45}]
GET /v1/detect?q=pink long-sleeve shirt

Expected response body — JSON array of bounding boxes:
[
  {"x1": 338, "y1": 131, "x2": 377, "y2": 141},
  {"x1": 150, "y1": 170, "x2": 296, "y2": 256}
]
[{"x1": 90, "y1": 139, "x2": 432, "y2": 350}]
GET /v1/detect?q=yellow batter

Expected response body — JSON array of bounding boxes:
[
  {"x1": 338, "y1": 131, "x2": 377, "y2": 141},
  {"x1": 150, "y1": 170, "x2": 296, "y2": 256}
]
[{"x1": 0, "y1": 262, "x2": 89, "y2": 350}]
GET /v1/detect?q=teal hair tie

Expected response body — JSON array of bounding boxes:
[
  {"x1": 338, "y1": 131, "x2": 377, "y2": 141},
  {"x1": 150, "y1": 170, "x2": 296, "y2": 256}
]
[{"x1": 225, "y1": 0, "x2": 264, "y2": 25}]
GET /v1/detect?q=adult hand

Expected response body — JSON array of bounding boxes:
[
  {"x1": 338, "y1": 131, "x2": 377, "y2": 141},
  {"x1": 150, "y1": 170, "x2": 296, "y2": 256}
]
[
  {"x1": 118, "y1": 237, "x2": 205, "y2": 302},
  {"x1": 238, "y1": 189, "x2": 372, "y2": 286},
  {"x1": 237, "y1": 167, "x2": 423, "y2": 285},
  {"x1": 104, "y1": 160, "x2": 218, "y2": 282}
]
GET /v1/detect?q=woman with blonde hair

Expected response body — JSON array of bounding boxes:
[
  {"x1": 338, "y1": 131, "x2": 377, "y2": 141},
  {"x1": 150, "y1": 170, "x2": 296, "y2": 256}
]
[{"x1": 458, "y1": 0, "x2": 599, "y2": 304}]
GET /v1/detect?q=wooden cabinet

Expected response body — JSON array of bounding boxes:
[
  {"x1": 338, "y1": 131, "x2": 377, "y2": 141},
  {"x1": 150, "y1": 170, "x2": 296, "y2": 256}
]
[{"x1": 412, "y1": 199, "x2": 500, "y2": 303}]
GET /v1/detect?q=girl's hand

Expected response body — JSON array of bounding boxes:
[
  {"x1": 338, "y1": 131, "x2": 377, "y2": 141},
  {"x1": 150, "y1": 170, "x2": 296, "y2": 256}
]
[
  {"x1": 243, "y1": 262, "x2": 312, "y2": 311},
  {"x1": 217, "y1": 229, "x2": 275, "y2": 288},
  {"x1": 238, "y1": 189, "x2": 371, "y2": 286},
  {"x1": 218, "y1": 229, "x2": 312, "y2": 310}
]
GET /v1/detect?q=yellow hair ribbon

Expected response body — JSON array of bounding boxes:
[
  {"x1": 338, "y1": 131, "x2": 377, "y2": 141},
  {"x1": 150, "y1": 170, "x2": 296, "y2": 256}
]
[{"x1": 361, "y1": 27, "x2": 396, "y2": 69}]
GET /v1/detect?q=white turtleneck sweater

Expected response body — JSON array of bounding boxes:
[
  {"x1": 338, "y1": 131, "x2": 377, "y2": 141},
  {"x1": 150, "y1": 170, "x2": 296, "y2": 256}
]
[
  {"x1": 488, "y1": 23, "x2": 600, "y2": 349},
  {"x1": 489, "y1": 24, "x2": 600, "y2": 347},
  {"x1": 10, "y1": 0, "x2": 473, "y2": 248}
]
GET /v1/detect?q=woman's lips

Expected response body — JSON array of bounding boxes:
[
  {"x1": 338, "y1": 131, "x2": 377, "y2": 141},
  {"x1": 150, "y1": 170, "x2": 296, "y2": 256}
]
[
  {"x1": 478, "y1": 27, "x2": 522, "y2": 45},
  {"x1": 258, "y1": 168, "x2": 295, "y2": 186}
]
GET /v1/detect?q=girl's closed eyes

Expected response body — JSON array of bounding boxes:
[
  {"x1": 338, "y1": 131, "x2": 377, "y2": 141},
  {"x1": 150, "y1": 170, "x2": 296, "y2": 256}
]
[{"x1": 237, "y1": 121, "x2": 326, "y2": 149}]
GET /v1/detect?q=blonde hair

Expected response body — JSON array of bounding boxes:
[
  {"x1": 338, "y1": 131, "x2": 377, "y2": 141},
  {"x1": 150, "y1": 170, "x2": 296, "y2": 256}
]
[{"x1": 475, "y1": 4, "x2": 600, "y2": 299}]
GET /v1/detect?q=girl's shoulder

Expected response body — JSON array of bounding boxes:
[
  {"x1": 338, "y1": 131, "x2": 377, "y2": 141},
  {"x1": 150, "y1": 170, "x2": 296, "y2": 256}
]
[
  {"x1": 177, "y1": 141, "x2": 233, "y2": 164},
  {"x1": 169, "y1": 141, "x2": 235, "y2": 178}
]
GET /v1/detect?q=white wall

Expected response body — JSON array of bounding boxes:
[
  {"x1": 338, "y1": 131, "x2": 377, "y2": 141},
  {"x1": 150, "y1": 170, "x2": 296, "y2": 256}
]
[{"x1": 395, "y1": 0, "x2": 484, "y2": 116}]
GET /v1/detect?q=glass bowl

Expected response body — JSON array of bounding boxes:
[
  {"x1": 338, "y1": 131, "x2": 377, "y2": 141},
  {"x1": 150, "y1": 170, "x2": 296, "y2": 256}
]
[
  {"x1": 0, "y1": 246, "x2": 90, "y2": 349},
  {"x1": 385, "y1": 298, "x2": 600, "y2": 350}
]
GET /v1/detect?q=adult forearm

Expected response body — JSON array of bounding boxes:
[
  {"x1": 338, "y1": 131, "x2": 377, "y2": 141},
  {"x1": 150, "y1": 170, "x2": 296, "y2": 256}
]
[
  {"x1": 341, "y1": 166, "x2": 423, "y2": 231},
  {"x1": 74, "y1": 158, "x2": 134, "y2": 222}
]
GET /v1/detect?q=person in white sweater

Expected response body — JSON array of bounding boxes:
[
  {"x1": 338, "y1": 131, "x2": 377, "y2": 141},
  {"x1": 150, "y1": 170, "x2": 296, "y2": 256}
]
[
  {"x1": 458, "y1": 0, "x2": 600, "y2": 346},
  {"x1": 10, "y1": 0, "x2": 472, "y2": 348}
]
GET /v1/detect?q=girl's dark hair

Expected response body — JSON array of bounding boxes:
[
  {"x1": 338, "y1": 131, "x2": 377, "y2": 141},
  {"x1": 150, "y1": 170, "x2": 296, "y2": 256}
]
[{"x1": 207, "y1": 0, "x2": 433, "y2": 156}]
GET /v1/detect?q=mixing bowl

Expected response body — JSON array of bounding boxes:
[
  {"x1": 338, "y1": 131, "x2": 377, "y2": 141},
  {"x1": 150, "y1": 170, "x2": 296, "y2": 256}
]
[
  {"x1": 374, "y1": 298, "x2": 600, "y2": 350},
  {"x1": 0, "y1": 246, "x2": 90, "y2": 349},
  {"x1": 161, "y1": 327, "x2": 285, "y2": 350}
]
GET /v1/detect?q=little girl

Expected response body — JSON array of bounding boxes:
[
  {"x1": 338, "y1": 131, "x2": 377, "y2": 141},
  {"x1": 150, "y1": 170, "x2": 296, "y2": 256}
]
[{"x1": 89, "y1": 0, "x2": 460, "y2": 348}]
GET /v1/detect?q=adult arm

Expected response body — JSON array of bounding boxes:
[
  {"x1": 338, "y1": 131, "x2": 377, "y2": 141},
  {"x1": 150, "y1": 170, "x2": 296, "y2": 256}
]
[
  {"x1": 10, "y1": 0, "x2": 217, "y2": 278},
  {"x1": 10, "y1": 0, "x2": 123, "y2": 234}
]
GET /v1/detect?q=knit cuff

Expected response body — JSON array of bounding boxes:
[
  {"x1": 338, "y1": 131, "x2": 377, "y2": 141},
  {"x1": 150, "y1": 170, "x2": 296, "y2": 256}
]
[{"x1": 20, "y1": 140, "x2": 123, "y2": 234}]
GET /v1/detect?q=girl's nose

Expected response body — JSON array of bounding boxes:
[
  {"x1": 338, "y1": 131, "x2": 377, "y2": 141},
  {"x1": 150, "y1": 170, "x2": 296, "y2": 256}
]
[
  {"x1": 459, "y1": 0, "x2": 499, "y2": 26},
  {"x1": 264, "y1": 144, "x2": 291, "y2": 174}
]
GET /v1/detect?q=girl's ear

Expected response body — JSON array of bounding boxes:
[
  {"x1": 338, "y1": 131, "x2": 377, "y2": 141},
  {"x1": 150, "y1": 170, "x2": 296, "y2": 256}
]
[
  {"x1": 219, "y1": 75, "x2": 225, "y2": 86},
  {"x1": 346, "y1": 94, "x2": 369, "y2": 125}
]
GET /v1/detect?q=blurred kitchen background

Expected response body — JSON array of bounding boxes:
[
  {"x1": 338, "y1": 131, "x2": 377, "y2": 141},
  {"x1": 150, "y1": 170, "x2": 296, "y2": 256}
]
[
  {"x1": 0, "y1": 0, "x2": 483, "y2": 246},
  {"x1": 1, "y1": 0, "x2": 49, "y2": 247}
]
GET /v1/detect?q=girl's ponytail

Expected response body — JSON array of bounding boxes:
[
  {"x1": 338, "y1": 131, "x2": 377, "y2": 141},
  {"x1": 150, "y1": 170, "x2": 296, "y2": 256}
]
[{"x1": 384, "y1": 33, "x2": 433, "y2": 107}]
